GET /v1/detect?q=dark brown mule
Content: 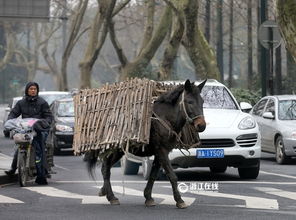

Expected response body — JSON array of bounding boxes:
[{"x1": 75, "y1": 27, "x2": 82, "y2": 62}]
[{"x1": 87, "y1": 79, "x2": 207, "y2": 209}]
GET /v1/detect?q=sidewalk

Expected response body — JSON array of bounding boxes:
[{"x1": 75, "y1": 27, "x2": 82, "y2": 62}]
[{"x1": 0, "y1": 153, "x2": 17, "y2": 185}]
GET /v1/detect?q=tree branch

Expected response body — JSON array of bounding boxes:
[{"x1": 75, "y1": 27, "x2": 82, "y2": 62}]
[{"x1": 108, "y1": 19, "x2": 128, "y2": 67}]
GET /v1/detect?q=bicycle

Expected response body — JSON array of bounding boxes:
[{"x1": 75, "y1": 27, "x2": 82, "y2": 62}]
[
  {"x1": 5, "y1": 118, "x2": 52, "y2": 187},
  {"x1": 13, "y1": 130, "x2": 36, "y2": 187}
]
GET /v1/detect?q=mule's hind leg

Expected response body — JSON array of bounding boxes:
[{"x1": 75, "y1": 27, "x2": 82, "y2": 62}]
[
  {"x1": 100, "y1": 150, "x2": 124, "y2": 205},
  {"x1": 157, "y1": 149, "x2": 187, "y2": 209},
  {"x1": 144, "y1": 158, "x2": 161, "y2": 207}
]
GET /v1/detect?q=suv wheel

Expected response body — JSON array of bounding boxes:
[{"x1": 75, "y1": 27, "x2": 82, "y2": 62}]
[
  {"x1": 238, "y1": 161, "x2": 260, "y2": 179},
  {"x1": 275, "y1": 136, "x2": 290, "y2": 164},
  {"x1": 121, "y1": 155, "x2": 139, "y2": 175},
  {"x1": 210, "y1": 166, "x2": 227, "y2": 173}
]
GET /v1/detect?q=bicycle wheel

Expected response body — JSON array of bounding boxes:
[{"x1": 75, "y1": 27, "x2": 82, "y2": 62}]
[{"x1": 18, "y1": 150, "x2": 28, "y2": 187}]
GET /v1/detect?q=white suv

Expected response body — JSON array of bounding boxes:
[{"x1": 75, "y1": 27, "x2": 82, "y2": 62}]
[{"x1": 121, "y1": 80, "x2": 261, "y2": 179}]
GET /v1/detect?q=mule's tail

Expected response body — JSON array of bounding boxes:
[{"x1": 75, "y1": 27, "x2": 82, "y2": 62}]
[{"x1": 85, "y1": 151, "x2": 98, "y2": 180}]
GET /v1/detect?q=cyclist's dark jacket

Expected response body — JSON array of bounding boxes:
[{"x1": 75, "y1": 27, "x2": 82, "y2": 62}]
[{"x1": 8, "y1": 82, "x2": 53, "y2": 125}]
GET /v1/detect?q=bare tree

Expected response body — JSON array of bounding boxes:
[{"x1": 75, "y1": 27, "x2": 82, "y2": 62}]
[
  {"x1": 247, "y1": 0, "x2": 253, "y2": 90},
  {"x1": 216, "y1": 0, "x2": 224, "y2": 82},
  {"x1": 61, "y1": 0, "x2": 89, "y2": 90},
  {"x1": 276, "y1": 0, "x2": 296, "y2": 62},
  {"x1": 79, "y1": 0, "x2": 125, "y2": 88},
  {"x1": 110, "y1": 1, "x2": 172, "y2": 80},
  {"x1": 228, "y1": 0, "x2": 234, "y2": 88},
  {"x1": 0, "y1": 24, "x2": 16, "y2": 71}
]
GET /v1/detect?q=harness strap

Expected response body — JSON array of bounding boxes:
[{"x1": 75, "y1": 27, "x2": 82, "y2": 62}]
[{"x1": 151, "y1": 111, "x2": 201, "y2": 153}]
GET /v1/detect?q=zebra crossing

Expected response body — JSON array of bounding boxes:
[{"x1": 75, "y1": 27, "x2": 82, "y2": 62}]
[{"x1": 1, "y1": 182, "x2": 296, "y2": 210}]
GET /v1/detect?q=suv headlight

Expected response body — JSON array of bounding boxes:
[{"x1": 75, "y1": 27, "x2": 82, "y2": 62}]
[
  {"x1": 56, "y1": 124, "x2": 73, "y2": 132},
  {"x1": 291, "y1": 131, "x2": 296, "y2": 139},
  {"x1": 238, "y1": 116, "x2": 256, "y2": 130}
]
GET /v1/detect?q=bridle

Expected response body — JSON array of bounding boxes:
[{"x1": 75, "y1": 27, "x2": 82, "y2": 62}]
[
  {"x1": 150, "y1": 90, "x2": 203, "y2": 150},
  {"x1": 179, "y1": 91, "x2": 204, "y2": 124}
]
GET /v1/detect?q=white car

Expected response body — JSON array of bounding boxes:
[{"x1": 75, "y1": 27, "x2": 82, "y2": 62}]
[
  {"x1": 122, "y1": 79, "x2": 261, "y2": 179},
  {"x1": 250, "y1": 95, "x2": 296, "y2": 164}
]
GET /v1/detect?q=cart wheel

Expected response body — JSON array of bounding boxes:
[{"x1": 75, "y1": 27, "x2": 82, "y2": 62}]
[{"x1": 18, "y1": 151, "x2": 28, "y2": 187}]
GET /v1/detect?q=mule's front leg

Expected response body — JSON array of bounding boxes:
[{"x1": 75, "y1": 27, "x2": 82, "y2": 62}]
[
  {"x1": 158, "y1": 149, "x2": 188, "y2": 209},
  {"x1": 144, "y1": 158, "x2": 161, "y2": 207}
]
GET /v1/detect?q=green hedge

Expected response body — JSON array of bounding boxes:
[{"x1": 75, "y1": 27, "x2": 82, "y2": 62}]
[{"x1": 230, "y1": 88, "x2": 261, "y2": 106}]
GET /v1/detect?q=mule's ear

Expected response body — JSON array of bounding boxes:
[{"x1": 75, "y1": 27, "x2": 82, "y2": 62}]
[
  {"x1": 185, "y1": 79, "x2": 192, "y2": 91},
  {"x1": 197, "y1": 79, "x2": 207, "y2": 91}
]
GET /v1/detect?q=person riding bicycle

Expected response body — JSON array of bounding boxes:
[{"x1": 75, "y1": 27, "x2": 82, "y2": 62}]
[{"x1": 5, "y1": 82, "x2": 53, "y2": 185}]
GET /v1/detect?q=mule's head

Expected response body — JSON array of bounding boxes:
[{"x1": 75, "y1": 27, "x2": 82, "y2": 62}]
[{"x1": 181, "y1": 79, "x2": 207, "y2": 132}]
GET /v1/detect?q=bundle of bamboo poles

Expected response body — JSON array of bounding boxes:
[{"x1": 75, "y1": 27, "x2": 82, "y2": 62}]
[
  {"x1": 73, "y1": 78, "x2": 200, "y2": 155},
  {"x1": 73, "y1": 78, "x2": 157, "y2": 154}
]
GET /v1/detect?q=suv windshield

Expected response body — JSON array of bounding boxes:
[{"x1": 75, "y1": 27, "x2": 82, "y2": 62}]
[
  {"x1": 278, "y1": 100, "x2": 296, "y2": 120},
  {"x1": 57, "y1": 101, "x2": 75, "y2": 117},
  {"x1": 201, "y1": 86, "x2": 238, "y2": 110}
]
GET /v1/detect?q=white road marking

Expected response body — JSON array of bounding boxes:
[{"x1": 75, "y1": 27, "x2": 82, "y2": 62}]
[
  {"x1": 54, "y1": 180, "x2": 296, "y2": 185},
  {"x1": 190, "y1": 191, "x2": 279, "y2": 210},
  {"x1": 255, "y1": 187, "x2": 296, "y2": 200},
  {"x1": 54, "y1": 165, "x2": 71, "y2": 171},
  {"x1": 25, "y1": 186, "x2": 108, "y2": 204},
  {"x1": 0, "y1": 195, "x2": 23, "y2": 203},
  {"x1": 110, "y1": 186, "x2": 196, "y2": 206},
  {"x1": 0, "y1": 153, "x2": 12, "y2": 159},
  {"x1": 260, "y1": 171, "x2": 296, "y2": 180},
  {"x1": 162, "y1": 186, "x2": 278, "y2": 210}
]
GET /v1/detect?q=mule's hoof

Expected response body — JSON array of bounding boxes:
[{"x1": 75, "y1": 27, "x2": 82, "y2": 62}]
[
  {"x1": 176, "y1": 202, "x2": 188, "y2": 209},
  {"x1": 110, "y1": 199, "x2": 120, "y2": 205},
  {"x1": 145, "y1": 199, "x2": 156, "y2": 207},
  {"x1": 98, "y1": 188, "x2": 106, "y2": 197}
]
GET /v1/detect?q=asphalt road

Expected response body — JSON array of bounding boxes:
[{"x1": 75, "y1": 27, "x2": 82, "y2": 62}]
[
  {"x1": 1, "y1": 106, "x2": 296, "y2": 220},
  {"x1": 1, "y1": 133, "x2": 296, "y2": 220}
]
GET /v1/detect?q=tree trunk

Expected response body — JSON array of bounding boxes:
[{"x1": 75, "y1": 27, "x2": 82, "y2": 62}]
[
  {"x1": 0, "y1": 25, "x2": 15, "y2": 71},
  {"x1": 274, "y1": 45, "x2": 282, "y2": 95},
  {"x1": 247, "y1": 0, "x2": 253, "y2": 90},
  {"x1": 79, "y1": 0, "x2": 116, "y2": 89},
  {"x1": 159, "y1": 15, "x2": 182, "y2": 80},
  {"x1": 138, "y1": 0, "x2": 155, "y2": 56},
  {"x1": 276, "y1": 0, "x2": 296, "y2": 62},
  {"x1": 205, "y1": 1, "x2": 211, "y2": 42},
  {"x1": 119, "y1": 6, "x2": 172, "y2": 80},
  {"x1": 182, "y1": 0, "x2": 219, "y2": 80},
  {"x1": 216, "y1": 0, "x2": 224, "y2": 82},
  {"x1": 287, "y1": 51, "x2": 296, "y2": 94},
  {"x1": 61, "y1": 0, "x2": 89, "y2": 91},
  {"x1": 228, "y1": 0, "x2": 234, "y2": 88}
]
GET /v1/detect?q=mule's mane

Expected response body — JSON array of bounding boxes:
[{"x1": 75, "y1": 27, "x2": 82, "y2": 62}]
[{"x1": 156, "y1": 85, "x2": 184, "y2": 104}]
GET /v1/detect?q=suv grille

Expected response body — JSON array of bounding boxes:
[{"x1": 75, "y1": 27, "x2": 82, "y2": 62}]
[
  {"x1": 236, "y1": 133, "x2": 258, "y2": 147},
  {"x1": 200, "y1": 139, "x2": 235, "y2": 148}
]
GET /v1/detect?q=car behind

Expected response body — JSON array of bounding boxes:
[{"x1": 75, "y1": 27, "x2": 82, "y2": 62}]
[
  {"x1": 47, "y1": 98, "x2": 74, "y2": 154},
  {"x1": 250, "y1": 95, "x2": 296, "y2": 164}
]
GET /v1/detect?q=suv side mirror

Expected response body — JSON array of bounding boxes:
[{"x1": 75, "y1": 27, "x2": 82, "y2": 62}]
[
  {"x1": 240, "y1": 102, "x2": 252, "y2": 113},
  {"x1": 262, "y1": 112, "x2": 275, "y2": 119},
  {"x1": 5, "y1": 107, "x2": 11, "y2": 112}
]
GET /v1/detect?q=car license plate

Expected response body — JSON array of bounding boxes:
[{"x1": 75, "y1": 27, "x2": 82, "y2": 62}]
[{"x1": 196, "y1": 149, "x2": 224, "y2": 158}]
